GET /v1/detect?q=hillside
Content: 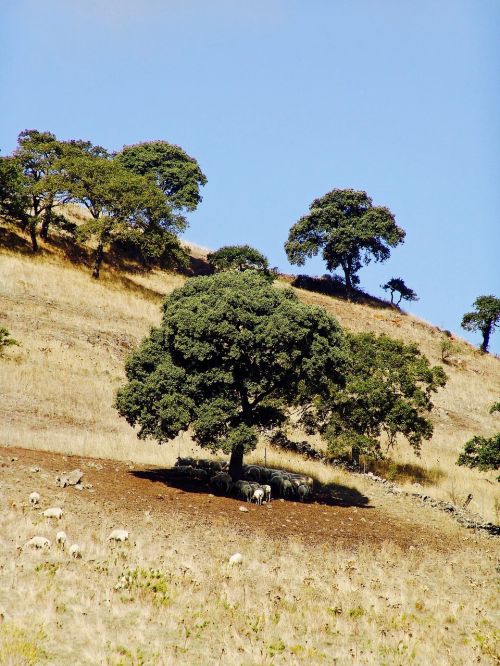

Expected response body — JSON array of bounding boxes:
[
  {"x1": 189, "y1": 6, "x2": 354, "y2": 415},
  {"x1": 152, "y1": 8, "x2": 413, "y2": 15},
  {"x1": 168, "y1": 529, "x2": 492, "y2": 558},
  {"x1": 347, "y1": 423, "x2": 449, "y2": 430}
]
[
  {"x1": 1, "y1": 219, "x2": 498, "y2": 521},
  {"x1": 1, "y1": 221, "x2": 499, "y2": 664}
]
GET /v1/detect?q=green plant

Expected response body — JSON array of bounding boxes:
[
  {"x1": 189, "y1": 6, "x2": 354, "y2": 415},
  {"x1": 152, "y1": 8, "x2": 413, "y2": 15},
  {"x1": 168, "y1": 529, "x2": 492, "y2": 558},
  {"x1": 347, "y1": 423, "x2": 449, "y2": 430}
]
[
  {"x1": 116, "y1": 271, "x2": 346, "y2": 478},
  {"x1": 0, "y1": 327, "x2": 19, "y2": 355},
  {"x1": 207, "y1": 245, "x2": 270, "y2": 275},
  {"x1": 461, "y1": 295, "x2": 500, "y2": 353},
  {"x1": 381, "y1": 277, "x2": 418, "y2": 305},
  {"x1": 285, "y1": 188, "x2": 405, "y2": 300}
]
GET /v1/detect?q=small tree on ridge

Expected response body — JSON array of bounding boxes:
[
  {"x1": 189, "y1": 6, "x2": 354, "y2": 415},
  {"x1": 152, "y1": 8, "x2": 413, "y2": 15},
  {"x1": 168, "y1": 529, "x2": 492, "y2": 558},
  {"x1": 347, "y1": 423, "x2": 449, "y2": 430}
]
[{"x1": 461, "y1": 295, "x2": 500, "y2": 353}]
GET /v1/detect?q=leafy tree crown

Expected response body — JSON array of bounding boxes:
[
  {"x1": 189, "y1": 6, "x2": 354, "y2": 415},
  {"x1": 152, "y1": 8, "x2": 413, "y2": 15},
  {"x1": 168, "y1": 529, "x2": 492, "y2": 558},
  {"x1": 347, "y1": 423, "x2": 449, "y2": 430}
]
[{"x1": 207, "y1": 245, "x2": 269, "y2": 273}]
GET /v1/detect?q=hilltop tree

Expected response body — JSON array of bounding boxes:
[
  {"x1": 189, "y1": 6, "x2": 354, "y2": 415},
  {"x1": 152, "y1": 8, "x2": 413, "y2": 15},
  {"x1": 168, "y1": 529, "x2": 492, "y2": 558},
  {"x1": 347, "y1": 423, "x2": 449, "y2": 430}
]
[
  {"x1": 115, "y1": 272, "x2": 346, "y2": 479},
  {"x1": 285, "y1": 188, "x2": 405, "y2": 300},
  {"x1": 115, "y1": 141, "x2": 207, "y2": 213},
  {"x1": 207, "y1": 245, "x2": 270, "y2": 275},
  {"x1": 381, "y1": 277, "x2": 418, "y2": 306},
  {"x1": 0, "y1": 156, "x2": 30, "y2": 229},
  {"x1": 300, "y1": 332, "x2": 447, "y2": 462},
  {"x1": 461, "y1": 295, "x2": 500, "y2": 353},
  {"x1": 3, "y1": 130, "x2": 69, "y2": 250},
  {"x1": 61, "y1": 151, "x2": 180, "y2": 277}
]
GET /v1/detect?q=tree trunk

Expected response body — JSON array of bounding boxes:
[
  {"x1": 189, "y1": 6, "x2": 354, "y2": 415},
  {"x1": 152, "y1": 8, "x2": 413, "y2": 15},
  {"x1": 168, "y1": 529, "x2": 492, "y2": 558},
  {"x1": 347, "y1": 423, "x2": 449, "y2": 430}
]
[
  {"x1": 29, "y1": 219, "x2": 38, "y2": 252},
  {"x1": 342, "y1": 264, "x2": 353, "y2": 301},
  {"x1": 480, "y1": 324, "x2": 492, "y2": 353},
  {"x1": 229, "y1": 443, "x2": 244, "y2": 481},
  {"x1": 40, "y1": 208, "x2": 52, "y2": 241},
  {"x1": 92, "y1": 241, "x2": 104, "y2": 279}
]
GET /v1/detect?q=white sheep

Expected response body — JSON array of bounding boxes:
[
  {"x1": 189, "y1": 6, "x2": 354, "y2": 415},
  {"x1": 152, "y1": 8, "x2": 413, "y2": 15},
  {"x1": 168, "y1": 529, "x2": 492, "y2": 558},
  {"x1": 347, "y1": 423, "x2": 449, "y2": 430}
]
[
  {"x1": 56, "y1": 531, "x2": 67, "y2": 546},
  {"x1": 229, "y1": 552, "x2": 243, "y2": 566},
  {"x1": 24, "y1": 536, "x2": 51, "y2": 549},
  {"x1": 69, "y1": 544, "x2": 82, "y2": 558},
  {"x1": 252, "y1": 487, "x2": 264, "y2": 505},
  {"x1": 29, "y1": 492, "x2": 40, "y2": 506},
  {"x1": 108, "y1": 529, "x2": 129, "y2": 542},
  {"x1": 262, "y1": 484, "x2": 271, "y2": 503},
  {"x1": 42, "y1": 507, "x2": 63, "y2": 519}
]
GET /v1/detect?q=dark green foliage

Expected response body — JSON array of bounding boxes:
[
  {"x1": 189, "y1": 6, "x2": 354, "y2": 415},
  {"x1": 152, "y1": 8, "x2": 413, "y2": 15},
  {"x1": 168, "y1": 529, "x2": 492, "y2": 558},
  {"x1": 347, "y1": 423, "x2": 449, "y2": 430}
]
[
  {"x1": 0, "y1": 156, "x2": 30, "y2": 226},
  {"x1": 300, "y1": 332, "x2": 447, "y2": 461},
  {"x1": 60, "y1": 151, "x2": 178, "y2": 278},
  {"x1": 0, "y1": 327, "x2": 19, "y2": 355},
  {"x1": 285, "y1": 188, "x2": 405, "y2": 299},
  {"x1": 116, "y1": 272, "x2": 346, "y2": 478},
  {"x1": 115, "y1": 141, "x2": 207, "y2": 212},
  {"x1": 461, "y1": 295, "x2": 500, "y2": 353},
  {"x1": 381, "y1": 277, "x2": 418, "y2": 305},
  {"x1": 457, "y1": 434, "x2": 500, "y2": 474},
  {"x1": 490, "y1": 402, "x2": 500, "y2": 415},
  {"x1": 207, "y1": 245, "x2": 270, "y2": 274}
]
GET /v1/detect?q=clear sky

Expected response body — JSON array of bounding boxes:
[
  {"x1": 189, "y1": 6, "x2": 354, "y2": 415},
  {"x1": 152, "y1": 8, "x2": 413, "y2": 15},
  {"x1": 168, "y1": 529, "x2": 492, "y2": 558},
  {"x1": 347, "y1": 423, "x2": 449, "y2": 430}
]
[{"x1": 1, "y1": 0, "x2": 499, "y2": 353}]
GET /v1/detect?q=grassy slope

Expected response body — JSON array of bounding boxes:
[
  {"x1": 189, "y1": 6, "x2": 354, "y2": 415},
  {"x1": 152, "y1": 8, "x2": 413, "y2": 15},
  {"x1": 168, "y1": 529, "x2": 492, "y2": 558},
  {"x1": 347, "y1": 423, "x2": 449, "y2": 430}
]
[{"x1": 0, "y1": 221, "x2": 499, "y2": 521}]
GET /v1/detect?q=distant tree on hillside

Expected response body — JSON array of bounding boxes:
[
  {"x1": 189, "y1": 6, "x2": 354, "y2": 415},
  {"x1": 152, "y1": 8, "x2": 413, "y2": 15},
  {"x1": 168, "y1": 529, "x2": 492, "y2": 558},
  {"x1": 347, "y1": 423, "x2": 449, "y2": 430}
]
[
  {"x1": 115, "y1": 272, "x2": 346, "y2": 479},
  {"x1": 461, "y1": 295, "x2": 500, "y2": 353},
  {"x1": 456, "y1": 401, "x2": 499, "y2": 477},
  {"x1": 207, "y1": 245, "x2": 270, "y2": 274},
  {"x1": 60, "y1": 151, "x2": 181, "y2": 277},
  {"x1": 300, "y1": 332, "x2": 447, "y2": 462},
  {"x1": 0, "y1": 130, "x2": 70, "y2": 251},
  {"x1": 115, "y1": 141, "x2": 207, "y2": 214},
  {"x1": 285, "y1": 188, "x2": 405, "y2": 300},
  {"x1": 381, "y1": 277, "x2": 418, "y2": 305}
]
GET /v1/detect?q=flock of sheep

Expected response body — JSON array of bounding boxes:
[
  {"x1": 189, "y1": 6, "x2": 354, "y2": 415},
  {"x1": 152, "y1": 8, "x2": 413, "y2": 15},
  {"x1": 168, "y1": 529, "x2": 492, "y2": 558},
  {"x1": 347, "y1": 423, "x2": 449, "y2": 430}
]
[
  {"x1": 174, "y1": 458, "x2": 314, "y2": 504},
  {"x1": 22, "y1": 491, "x2": 129, "y2": 557}
]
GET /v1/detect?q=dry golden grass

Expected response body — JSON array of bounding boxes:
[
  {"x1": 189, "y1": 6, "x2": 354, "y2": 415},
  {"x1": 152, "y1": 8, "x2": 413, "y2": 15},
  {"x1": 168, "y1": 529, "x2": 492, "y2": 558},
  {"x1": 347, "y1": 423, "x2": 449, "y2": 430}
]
[
  {"x1": 0, "y1": 221, "x2": 499, "y2": 521},
  {"x1": 0, "y1": 476, "x2": 498, "y2": 666}
]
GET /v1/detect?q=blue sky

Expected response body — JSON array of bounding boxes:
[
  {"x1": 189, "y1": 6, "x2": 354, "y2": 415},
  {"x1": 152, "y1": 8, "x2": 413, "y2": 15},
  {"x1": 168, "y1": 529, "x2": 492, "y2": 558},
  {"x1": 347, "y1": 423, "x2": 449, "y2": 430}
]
[{"x1": 1, "y1": 0, "x2": 499, "y2": 353}]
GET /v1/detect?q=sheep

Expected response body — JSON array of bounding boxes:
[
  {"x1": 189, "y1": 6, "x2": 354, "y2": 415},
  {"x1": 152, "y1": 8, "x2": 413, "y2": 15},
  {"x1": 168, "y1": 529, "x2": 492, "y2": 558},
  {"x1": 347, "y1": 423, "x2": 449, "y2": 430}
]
[
  {"x1": 228, "y1": 553, "x2": 243, "y2": 566},
  {"x1": 56, "y1": 531, "x2": 67, "y2": 546},
  {"x1": 42, "y1": 507, "x2": 63, "y2": 519},
  {"x1": 281, "y1": 479, "x2": 293, "y2": 497},
  {"x1": 69, "y1": 544, "x2": 82, "y2": 558},
  {"x1": 29, "y1": 492, "x2": 40, "y2": 506},
  {"x1": 108, "y1": 529, "x2": 129, "y2": 542},
  {"x1": 210, "y1": 472, "x2": 232, "y2": 494},
  {"x1": 232, "y1": 480, "x2": 253, "y2": 502},
  {"x1": 252, "y1": 487, "x2": 264, "y2": 505},
  {"x1": 243, "y1": 465, "x2": 261, "y2": 482},
  {"x1": 297, "y1": 484, "x2": 311, "y2": 502},
  {"x1": 24, "y1": 536, "x2": 51, "y2": 549},
  {"x1": 262, "y1": 484, "x2": 272, "y2": 503}
]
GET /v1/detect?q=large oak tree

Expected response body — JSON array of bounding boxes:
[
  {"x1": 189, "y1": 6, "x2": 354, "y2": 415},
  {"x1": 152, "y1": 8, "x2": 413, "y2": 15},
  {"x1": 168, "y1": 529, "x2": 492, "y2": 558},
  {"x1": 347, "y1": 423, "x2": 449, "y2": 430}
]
[{"x1": 115, "y1": 271, "x2": 347, "y2": 479}]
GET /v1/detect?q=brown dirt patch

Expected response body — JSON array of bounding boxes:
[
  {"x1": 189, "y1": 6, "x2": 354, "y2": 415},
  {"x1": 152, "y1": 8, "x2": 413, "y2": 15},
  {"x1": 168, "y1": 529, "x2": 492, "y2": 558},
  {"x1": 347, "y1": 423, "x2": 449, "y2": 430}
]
[{"x1": 0, "y1": 445, "x2": 481, "y2": 553}]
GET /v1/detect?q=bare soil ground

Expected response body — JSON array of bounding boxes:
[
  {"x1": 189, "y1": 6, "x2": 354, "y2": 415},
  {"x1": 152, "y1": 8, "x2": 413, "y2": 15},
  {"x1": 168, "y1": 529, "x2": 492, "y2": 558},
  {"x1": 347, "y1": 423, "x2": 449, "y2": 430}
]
[{"x1": 0, "y1": 446, "x2": 482, "y2": 553}]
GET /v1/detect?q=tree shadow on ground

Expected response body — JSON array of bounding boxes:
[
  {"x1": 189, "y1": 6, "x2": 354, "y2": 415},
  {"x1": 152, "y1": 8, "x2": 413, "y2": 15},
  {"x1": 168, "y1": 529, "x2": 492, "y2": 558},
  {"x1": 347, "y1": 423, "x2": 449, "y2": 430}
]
[
  {"x1": 130, "y1": 468, "x2": 371, "y2": 508},
  {"x1": 291, "y1": 274, "x2": 396, "y2": 311}
]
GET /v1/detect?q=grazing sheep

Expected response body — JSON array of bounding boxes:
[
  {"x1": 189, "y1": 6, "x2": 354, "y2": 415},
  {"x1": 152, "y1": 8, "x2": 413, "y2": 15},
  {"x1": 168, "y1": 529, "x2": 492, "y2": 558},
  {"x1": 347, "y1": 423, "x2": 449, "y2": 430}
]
[
  {"x1": 281, "y1": 479, "x2": 293, "y2": 497},
  {"x1": 56, "y1": 531, "x2": 67, "y2": 546},
  {"x1": 262, "y1": 484, "x2": 271, "y2": 503},
  {"x1": 69, "y1": 544, "x2": 82, "y2": 558},
  {"x1": 229, "y1": 553, "x2": 243, "y2": 566},
  {"x1": 42, "y1": 507, "x2": 63, "y2": 519},
  {"x1": 29, "y1": 492, "x2": 40, "y2": 506},
  {"x1": 270, "y1": 475, "x2": 285, "y2": 497},
  {"x1": 24, "y1": 536, "x2": 51, "y2": 549},
  {"x1": 297, "y1": 484, "x2": 311, "y2": 502},
  {"x1": 252, "y1": 487, "x2": 264, "y2": 505},
  {"x1": 108, "y1": 529, "x2": 129, "y2": 542}
]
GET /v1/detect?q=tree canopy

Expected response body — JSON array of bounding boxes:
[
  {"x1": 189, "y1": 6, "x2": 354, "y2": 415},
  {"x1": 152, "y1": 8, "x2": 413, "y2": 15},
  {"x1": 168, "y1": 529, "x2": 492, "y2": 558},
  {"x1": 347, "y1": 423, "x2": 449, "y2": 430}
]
[
  {"x1": 115, "y1": 141, "x2": 207, "y2": 213},
  {"x1": 115, "y1": 271, "x2": 347, "y2": 478},
  {"x1": 381, "y1": 277, "x2": 418, "y2": 306},
  {"x1": 461, "y1": 295, "x2": 500, "y2": 353},
  {"x1": 299, "y1": 332, "x2": 447, "y2": 461},
  {"x1": 285, "y1": 188, "x2": 405, "y2": 299},
  {"x1": 207, "y1": 244, "x2": 270, "y2": 274}
]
